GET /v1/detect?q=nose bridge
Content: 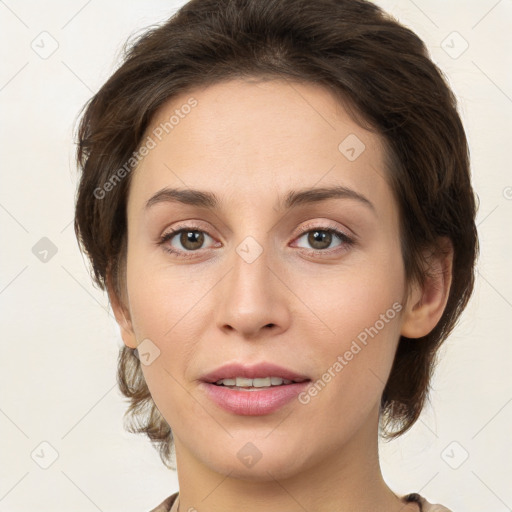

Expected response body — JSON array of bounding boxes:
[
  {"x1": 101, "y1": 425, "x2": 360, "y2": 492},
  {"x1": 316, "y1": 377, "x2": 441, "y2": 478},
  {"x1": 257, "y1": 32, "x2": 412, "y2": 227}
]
[
  {"x1": 230, "y1": 234, "x2": 275, "y2": 312},
  {"x1": 214, "y1": 231, "x2": 290, "y2": 337}
]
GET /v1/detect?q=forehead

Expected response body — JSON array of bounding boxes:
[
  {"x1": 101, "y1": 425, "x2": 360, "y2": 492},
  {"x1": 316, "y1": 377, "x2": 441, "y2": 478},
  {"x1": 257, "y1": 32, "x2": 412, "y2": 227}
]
[{"x1": 128, "y1": 78, "x2": 393, "y2": 215}]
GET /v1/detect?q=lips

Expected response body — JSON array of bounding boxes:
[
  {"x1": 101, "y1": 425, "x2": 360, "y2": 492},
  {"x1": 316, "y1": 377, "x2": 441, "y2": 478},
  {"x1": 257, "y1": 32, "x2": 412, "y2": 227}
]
[
  {"x1": 200, "y1": 380, "x2": 310, "y2": 415},
  {"x1": 200, "y1": 362, "x2": 310, "y2": 384}
]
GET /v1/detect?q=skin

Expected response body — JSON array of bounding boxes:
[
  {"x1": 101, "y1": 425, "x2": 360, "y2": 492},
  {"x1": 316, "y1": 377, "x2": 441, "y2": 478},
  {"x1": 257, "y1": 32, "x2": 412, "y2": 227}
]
[{"x1": 109, "y1": 78, "x2": 452, "y2": 512}]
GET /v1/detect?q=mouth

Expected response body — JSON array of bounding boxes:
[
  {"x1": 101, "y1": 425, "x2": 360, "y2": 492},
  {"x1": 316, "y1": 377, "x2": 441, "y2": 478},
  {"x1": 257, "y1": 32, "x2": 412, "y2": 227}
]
[
  {"x1": 200, "y1": 361, "x2": 311, "y2": 385},
  {"x1": 199, "y1": 362, "x2": 312, "y2": 415},
  {"x1": 200, "y1": 379, "x2": 311, "y2": 415},
  {"x1": 210, "y1": 376, "x2": 310, "y2": 390}
]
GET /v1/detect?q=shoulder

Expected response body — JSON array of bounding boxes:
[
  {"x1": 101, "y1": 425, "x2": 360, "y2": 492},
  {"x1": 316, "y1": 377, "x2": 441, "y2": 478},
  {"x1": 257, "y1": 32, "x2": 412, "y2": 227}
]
[
  {"x1": 148, "y1": 491, "x2": 179, "y2": 512},
  {"x1": 403, "y1": 492, "x2": 453, "y2": 512}
]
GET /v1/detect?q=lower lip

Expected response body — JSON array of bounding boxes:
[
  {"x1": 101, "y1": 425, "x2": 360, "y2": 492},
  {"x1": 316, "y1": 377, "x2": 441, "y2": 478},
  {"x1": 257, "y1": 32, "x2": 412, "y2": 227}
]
[{"x1": 200, "y1": 381, "x2": 311, "y2": 415}]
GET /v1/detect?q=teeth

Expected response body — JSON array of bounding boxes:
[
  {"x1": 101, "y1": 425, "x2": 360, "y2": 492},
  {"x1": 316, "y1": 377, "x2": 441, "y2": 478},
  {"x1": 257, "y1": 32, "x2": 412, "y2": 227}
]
[
  {"x1": 252, "y1": 377, "x2": 271, "y2": 387},
  {"x1": 214, "y1": 376, "x2": 293, "y2": 387}
]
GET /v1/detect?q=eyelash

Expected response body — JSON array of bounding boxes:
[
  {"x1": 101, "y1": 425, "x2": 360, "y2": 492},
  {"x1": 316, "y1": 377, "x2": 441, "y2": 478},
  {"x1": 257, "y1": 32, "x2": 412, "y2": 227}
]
[{"x1": 157, "y1": 222, "x2": 355, "y2": 259}]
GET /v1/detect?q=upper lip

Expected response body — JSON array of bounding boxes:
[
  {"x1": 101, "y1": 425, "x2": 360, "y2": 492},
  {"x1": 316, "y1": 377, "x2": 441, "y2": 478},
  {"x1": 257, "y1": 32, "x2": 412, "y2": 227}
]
[{"x1": 200, "y1": 362, "x2": 311, "y2": 383}]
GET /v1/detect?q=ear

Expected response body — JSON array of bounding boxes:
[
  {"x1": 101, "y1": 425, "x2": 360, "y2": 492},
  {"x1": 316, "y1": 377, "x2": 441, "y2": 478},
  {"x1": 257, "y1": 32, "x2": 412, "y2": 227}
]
[
  {"x1": 106, "y1": 272, "x2": 138, "y2": 349},
  {"x1": 400, "y1": 238, "x2": 453, "y2": 339}
]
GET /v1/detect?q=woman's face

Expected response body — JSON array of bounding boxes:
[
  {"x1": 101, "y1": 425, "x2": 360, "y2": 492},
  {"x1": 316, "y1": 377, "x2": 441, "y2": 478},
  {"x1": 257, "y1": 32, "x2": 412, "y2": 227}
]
[{"x1": 119, "y1": 78, "x2": 409, "y2": 479}]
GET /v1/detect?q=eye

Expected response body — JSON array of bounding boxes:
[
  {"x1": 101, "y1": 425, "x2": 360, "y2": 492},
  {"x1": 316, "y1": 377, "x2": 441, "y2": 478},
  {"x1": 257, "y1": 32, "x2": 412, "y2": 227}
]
[
  {"x1": 293, "y1": 223, "x2": 354, "y2": 254},
  {"x1": 158, "y1": 224, "x2": 217, "y2": 258},
  {"x1": 157, "y1": 222, "x2": 355, "y2": 259}
]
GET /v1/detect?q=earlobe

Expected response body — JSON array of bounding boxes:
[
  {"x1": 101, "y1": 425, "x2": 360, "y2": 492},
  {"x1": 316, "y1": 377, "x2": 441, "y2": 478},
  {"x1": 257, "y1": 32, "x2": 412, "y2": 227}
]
[
  {"x1": 400, "y1": 238, "x2": 453, "y2": 339},
  {"x1": 106, "y1": 273, "x2": 138, "y2": 349}
]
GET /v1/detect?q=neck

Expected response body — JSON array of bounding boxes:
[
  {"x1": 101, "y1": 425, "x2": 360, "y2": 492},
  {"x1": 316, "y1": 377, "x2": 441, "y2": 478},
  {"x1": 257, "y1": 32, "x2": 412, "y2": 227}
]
[{"x1": 171, "y1": 407, "x2": 408, "y2": 512}]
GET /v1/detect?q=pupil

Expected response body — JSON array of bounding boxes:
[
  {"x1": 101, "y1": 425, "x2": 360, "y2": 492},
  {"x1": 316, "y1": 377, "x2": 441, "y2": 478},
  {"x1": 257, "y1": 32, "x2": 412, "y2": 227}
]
[
  {"x1": 181, "y1": 230, "x2": 204, "y2": 249},
  {"x1": 309, "y1": 230, "x2": 331, "y2": 249}
]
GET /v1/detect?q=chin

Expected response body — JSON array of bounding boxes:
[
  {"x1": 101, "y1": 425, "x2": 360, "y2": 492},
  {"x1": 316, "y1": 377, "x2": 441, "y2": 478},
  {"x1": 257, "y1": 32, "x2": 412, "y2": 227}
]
[
  {"x1": 211, "y1": 458, "x2": 304, "y2": 482},
  {"x1": 199, "y1": 439, "x2": 316, "y2": 482}
]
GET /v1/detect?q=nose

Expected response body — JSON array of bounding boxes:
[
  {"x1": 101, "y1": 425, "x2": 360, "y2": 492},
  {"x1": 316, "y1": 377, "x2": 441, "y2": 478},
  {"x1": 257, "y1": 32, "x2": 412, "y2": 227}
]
[{"x1": 214, "y1": 241, "x2": 291, "y2": 339}]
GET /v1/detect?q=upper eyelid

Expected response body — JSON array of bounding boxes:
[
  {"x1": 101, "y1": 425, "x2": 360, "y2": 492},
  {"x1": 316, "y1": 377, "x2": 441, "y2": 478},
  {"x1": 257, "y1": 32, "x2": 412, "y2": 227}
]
[
  {"x1": 161, "y1": 221, "x2": 350, "y2": 238},
  {"x1": 295, "y1": 221, "x2": 354, "y2": 238}
]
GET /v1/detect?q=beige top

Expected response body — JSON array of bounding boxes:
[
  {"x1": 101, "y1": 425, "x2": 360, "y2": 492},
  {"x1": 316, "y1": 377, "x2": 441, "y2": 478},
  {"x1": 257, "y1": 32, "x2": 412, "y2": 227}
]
[{"x1": 149, "y1": 491, "x2": 453, "y2": 511}]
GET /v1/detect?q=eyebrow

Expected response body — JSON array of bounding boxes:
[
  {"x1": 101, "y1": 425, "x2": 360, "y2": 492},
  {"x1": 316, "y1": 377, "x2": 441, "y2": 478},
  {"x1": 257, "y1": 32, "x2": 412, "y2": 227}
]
[{"x1": 144, "y1": 185, "x2": 375, "y2": 213}]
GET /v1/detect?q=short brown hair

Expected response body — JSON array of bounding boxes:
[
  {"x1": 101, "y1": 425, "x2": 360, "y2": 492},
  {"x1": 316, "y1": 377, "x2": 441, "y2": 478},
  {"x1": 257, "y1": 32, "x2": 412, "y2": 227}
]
[{"x1": 74, "y1": 0, "x2": 478, "y2": 468}]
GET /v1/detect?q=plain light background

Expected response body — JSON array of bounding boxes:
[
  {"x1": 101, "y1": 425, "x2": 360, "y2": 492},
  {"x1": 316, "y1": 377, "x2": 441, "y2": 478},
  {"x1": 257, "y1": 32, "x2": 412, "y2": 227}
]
[{"x1": 1, "y1": 1, "x2": 511, "y2": 511}]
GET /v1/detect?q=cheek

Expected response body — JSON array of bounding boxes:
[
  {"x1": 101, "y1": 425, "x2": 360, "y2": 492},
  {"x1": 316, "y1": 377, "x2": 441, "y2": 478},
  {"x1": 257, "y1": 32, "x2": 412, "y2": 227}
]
[
  {"x1": 291, "y1": 258, "x2": 405, "y2": 407},
  {"x1": 128, "y1": 269, "x2": 204, "y2": 426},
  {"x1": 124, "y1": 254, "x2": 214, "y2": 401},
  {"x1": 293, "y1": 250, "x2": 405, "y2": 341},
  {"x1": 125, "y1": 243, "x2": 210, "y2": 339}
]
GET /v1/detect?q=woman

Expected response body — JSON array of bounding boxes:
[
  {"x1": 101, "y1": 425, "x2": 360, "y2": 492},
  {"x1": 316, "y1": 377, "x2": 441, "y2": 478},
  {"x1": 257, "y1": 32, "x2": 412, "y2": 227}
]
[{"x1": 73, "y1": 0, "x2": 478, "y2": 510}]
